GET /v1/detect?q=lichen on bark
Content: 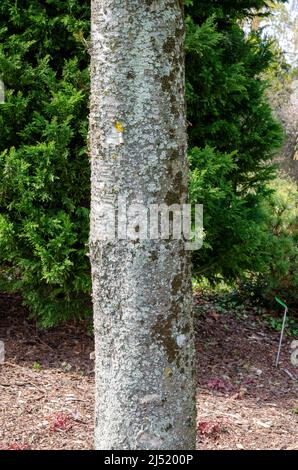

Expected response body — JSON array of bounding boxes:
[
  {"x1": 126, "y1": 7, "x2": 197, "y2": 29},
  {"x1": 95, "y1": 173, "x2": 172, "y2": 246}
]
[{"x1": 90, "y1": 0, "x2": 196, "y2": 450}]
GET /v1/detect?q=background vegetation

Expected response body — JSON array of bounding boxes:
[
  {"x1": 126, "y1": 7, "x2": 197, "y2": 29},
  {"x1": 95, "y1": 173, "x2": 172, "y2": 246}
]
[{"x1": 0, "y1": 0, "x2": 296, "y2": 326}]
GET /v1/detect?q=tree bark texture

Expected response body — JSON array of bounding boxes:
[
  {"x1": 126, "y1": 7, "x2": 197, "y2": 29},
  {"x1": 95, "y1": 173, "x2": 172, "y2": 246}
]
[{"x1": 90, "y1": 0, "x2": 196, "y2": 450}]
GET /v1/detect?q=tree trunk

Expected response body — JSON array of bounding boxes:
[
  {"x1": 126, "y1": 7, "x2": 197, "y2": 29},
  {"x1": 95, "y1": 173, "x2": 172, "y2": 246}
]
[{"x1": 90, "y1": 0, "x2": 196, "y2": 450}]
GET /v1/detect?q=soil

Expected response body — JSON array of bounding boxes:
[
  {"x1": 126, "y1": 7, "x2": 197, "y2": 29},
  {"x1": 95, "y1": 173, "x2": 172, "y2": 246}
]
[{"x1": 0, "y1": 291, "x2": 297, "y2": 450}]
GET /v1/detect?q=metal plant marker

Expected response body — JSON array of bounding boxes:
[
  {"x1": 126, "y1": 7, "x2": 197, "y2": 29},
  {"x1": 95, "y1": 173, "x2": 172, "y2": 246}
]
[
  {"x1": 0, "y1": 79, "x2": 4, "y2": 104},
  {"x1": 275, "y1": 297, "x2": 288, "y2": 368}
]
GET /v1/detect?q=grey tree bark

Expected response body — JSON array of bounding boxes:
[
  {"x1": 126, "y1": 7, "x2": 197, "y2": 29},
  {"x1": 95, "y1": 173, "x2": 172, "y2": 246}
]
[{"x1": 89, "y1": 0, "x2": 196, "y2": 450}]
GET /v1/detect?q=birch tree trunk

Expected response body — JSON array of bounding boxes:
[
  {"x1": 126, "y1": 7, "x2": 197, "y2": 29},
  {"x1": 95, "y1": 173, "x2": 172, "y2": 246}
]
[{"x1": 90, "y1": 0, "x2": 196, "y2": 450}]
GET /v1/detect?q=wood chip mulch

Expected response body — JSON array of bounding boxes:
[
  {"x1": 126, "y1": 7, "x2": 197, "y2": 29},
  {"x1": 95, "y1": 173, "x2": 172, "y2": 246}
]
[
  {"x1": 0, "y1": 291, "x2": 297, "y2": 449},
  {"x1": 195, "y1": 293, "x2": 298, "y2": 450}
]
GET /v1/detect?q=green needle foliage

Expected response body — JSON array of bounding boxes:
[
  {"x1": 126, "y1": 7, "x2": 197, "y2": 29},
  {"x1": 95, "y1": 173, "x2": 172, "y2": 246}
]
[
  {"x1": 0, "y1": 0, "x2": 91, "y2": 326},
  {"x1": 186, "y1": 0, "x2": 285, "y2": 282}
]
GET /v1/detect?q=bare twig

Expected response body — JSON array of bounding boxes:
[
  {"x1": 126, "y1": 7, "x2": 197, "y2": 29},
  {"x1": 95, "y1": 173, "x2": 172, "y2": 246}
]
[{"x1": 281, "y1": 369, "x2": 296, "y2": 381}]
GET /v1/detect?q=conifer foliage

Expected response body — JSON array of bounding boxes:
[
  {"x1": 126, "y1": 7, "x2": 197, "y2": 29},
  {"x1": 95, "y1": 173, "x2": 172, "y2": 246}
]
[
  {"x1": 186, "y1": 0, "x2": 285, "y2": 281},
  {"x1": 0, "y1": 1, "x2": 91, "y2": 325}
]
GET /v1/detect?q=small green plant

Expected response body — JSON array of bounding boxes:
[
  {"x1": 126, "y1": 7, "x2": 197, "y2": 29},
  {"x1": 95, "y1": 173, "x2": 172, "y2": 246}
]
[
  {"x1": 32, "y1": 361, "x2": 41, "y2": 371},
  {"x1": 268, "y1": 316, "x2": 298, "y2": 337}
]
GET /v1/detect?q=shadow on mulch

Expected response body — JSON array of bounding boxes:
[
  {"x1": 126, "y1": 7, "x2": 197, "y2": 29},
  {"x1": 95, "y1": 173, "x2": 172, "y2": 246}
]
[{"x1": 0, "y1": 292, "x2": 94, "y2": 374}]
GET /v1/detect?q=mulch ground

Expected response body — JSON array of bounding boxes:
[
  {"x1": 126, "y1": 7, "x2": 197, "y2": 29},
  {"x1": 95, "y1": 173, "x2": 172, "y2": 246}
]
[{"x1": 0, "y1": 291, "x2": 297, "y2": 450}]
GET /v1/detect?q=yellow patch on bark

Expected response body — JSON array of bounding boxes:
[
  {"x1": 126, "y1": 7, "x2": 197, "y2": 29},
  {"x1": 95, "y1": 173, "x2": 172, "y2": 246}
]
[{"x1": 114, "y1": 121, "x2": 124, "y2": 133}]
